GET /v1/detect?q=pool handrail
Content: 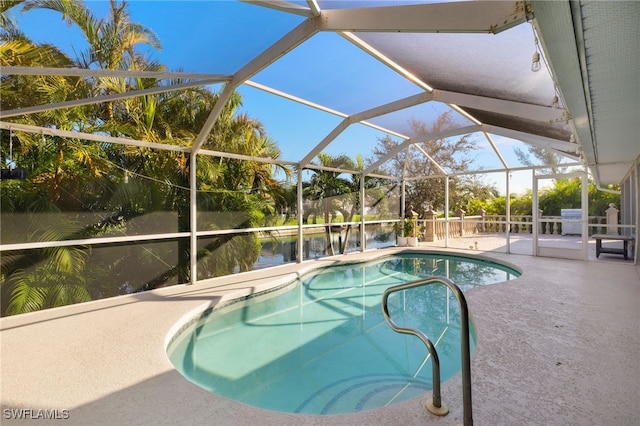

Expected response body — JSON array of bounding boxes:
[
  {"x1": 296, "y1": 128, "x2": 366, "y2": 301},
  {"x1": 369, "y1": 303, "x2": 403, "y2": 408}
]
[{"x1": 381, "y1": 276, "x2": 473, "y2": 426}]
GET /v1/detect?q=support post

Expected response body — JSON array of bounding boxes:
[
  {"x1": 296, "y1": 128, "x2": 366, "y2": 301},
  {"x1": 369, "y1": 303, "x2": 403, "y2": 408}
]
[
  {"x1": 189, "y1": 151, "x2": 197, "y2": 284},
  {"x1": 297, "y1": 167, "x2": 304, "y2": 262},
  {"x1": 445, "y1": 177, "x2": 450, "y2": 247},
  {"x1": 401, "y1": 179, "x2": 406, "y2": 221},
  {"x1": 360, "y1": 171, "x2": 366, "y2": 251},
  {"x1": 506, "y1": 171, "x2": 511, "y2": 253}
]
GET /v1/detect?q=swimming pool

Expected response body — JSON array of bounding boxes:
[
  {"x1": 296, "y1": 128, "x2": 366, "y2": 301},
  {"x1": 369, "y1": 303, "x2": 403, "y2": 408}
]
[{"x1": 167, "y1": 252, "x2": 519, "y2": 414}]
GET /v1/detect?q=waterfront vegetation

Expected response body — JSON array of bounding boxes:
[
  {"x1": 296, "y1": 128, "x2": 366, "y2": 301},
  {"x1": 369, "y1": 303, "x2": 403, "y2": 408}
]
[{"x1": 0, "y1": 0, "x2": 619, "y2": 316}]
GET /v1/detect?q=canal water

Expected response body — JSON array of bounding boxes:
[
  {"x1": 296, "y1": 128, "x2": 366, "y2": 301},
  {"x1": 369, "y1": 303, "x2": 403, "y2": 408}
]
[{"x1": 253, "y1": 226, "x2": 396, "y2": 269}]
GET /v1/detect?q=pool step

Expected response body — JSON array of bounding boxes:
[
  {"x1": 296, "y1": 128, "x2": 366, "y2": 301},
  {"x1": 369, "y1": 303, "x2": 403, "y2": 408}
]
[{"x1": 295, "y1": 374, "x2": 430, "y2": 414}]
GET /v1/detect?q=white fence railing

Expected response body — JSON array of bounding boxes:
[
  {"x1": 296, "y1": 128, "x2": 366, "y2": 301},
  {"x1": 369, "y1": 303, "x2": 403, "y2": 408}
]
[{"x1": 421, "y1": 214, "x2": 611, "y2": 242}]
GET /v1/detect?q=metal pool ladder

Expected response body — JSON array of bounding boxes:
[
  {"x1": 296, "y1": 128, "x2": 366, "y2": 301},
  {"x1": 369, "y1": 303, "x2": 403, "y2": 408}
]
[{"x1": 381, "y1": 276, "x2": 473, "y2": 426}]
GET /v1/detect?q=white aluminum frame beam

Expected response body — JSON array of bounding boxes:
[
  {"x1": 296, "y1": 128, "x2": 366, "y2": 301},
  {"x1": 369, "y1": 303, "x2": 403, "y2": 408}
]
[
  {"x1": 0, "y1": 121, "x2": 304, "y2": 166},
  {"x1": 412, "y1": 143, "x2": 449, "y2": 176},
  {"x1": 340, "y1": 31, "x2": 433, "y2": 92},
  {"x1": 241, "y1": 0, "x2": 313, "y2": 17},
  {"x1": 366, "y1": 172, "x2": 396, "y2": 180},
  {"x1": 247, "y1": 80, "x2": 409, "y2": 140},
  {"x1": 402, "y1": 146, "x2": 411, "y2": 179},
  {"x1": 192, "y1": 17, "x2": 321, "y2": 152},
  {"x1": 351, "y1": 92, "x2": 434, "y2": 122},
  {"x1": 0, "y1": 121, "x2": 190, "y2": 153},
  {"x1": 189, "y1": 17, "x2": 321, "y2": 281},
  {"x1": 306, "y1": 0, "x2": 321, "y2": 16},
  {"x1": 302, "y1": 163, "x2": 361, "y2": 176},
  {"x1": 1, "y1": 66, "x2": 231, "y2": 80},
  {"x1": 298, "y1": 119, "x2": 352, "y2": 167},
  {"x1": 198, "y1": 148, "x2": 297, "y2": 166},
  {"x1": 403, "y1": 161, "x2": 583, "y2": 181},
  {"x1": 363, "y1": 125, "x2": 481, "y2": 174},
  {"x1": 234, "y1": 18, "x2": 321, "y2": 86},
  {"x1": 0, "y1": 232, "x2": 189, "y2": 252},
  {"x1": 245, "y1": 80, "x2": 347, "y2": 118},
  {"x1": 297, "y1": 92, "x2": 430, "y2": 168},
  {"x1": 483, "y1": 132, "x2": 509, "y2": 170},
  {"x1": 432, "y1": 89, "x2": 566, "y2": 123},
  {"x1": 340, "y1": 32, "x2": 489, "y2": 141},
  {"x1": 482, "y1": 124, "x2": 578, "y2": 153},
  {"x1": 248, "y1": 80, "x2": 413, "y2": 169},
  {"x1": 0, "y1": 78, "x2": 224, "y2": 119},
  {"x1": 545, "y1": 147, "x2": 581, "y2": 162}
]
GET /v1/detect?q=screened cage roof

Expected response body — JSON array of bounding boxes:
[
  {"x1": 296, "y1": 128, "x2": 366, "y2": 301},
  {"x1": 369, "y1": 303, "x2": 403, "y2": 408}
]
[{"x1": 2, "y1": 0, "x2": 639, "y2": 186}]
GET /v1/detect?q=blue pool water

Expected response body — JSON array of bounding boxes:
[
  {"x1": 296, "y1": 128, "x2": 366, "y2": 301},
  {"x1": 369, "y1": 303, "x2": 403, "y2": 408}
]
[{"x1": 167, "y1": 253, "x2": 519, "y2": 414}]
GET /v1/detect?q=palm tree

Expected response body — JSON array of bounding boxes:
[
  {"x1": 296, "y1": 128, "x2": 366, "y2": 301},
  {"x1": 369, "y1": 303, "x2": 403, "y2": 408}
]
[
  {"x1": 337, "y1": 155, "x2": 368, "y2": 254},
  {"x1": 192, "y1": 94, "x2": 293, "y2": 276},
  {"x1": 94, "y1": 85, "x2": 292, "y2": 284},
  {"x1": 1, "y1": 0, "x2": 291, "y2": 315},
  {"x1": 21, "y1": 0, "x2": 160, "y2": 70},
  {"x1": 1, "y1": 1, "x2": 108, "y2": 314},
  {"x1": 304, "y1": 153, "x2": 355, "y2": 255},
  {"x1": 1, "y1": 0, "x2": 164, "y2": 314}
]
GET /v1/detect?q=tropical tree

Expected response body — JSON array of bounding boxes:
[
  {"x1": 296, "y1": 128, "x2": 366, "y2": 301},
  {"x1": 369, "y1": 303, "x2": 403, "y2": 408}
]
[
  {"x1": 1, "y1": 0, "x2": 291, "y2": 315},
  {"x1": 1, "y1": 0, "x2": 113, "y2": 314},
  {"x1": 303, "y1": 153, "x2": 355, "y2": 255},
  {"x1": 476, "y1": 177, "x2": 619, "y2": 220},
  {"x1": 372, "y1": 113, "x2": 484, "y2": 215},
  {"x1": 539, "y1": 177, "x2": 619, "y2": 217},
  {"x1": 456, "y1": 174, "x2": 499, "y2": 216},
  {"x1": 303, "y1": 153, "x2": 384, "y2": 255},
  {"x1": 193, "y1": 96, "x2": 292, "y2": 277},
  {"x1": 514, "y1": 144, "x2": 566, "y2": 175}
]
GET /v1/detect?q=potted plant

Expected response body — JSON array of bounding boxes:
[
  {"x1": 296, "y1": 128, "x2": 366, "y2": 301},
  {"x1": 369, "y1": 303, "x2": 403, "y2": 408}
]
[
  {"x1": 404, "y1": 219, "x2": 418, "y2": 247},
  {"x1": 395, "y1": 221, "x2": 407, "y2": 246}
]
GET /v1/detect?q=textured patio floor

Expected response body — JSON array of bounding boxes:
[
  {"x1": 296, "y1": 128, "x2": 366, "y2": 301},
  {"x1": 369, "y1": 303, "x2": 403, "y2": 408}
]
[{"x1": 1, "y1": 243, "x2": 638, "y2": 425}]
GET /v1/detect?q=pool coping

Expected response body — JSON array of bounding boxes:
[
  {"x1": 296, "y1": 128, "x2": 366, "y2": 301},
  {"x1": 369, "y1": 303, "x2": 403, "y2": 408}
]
[
  {"x1": 1, "y1": 246, "x2": 639, "y2": 425},
  {"x1": 163, "y1": 249, "x2": 522, "y2": 359}
]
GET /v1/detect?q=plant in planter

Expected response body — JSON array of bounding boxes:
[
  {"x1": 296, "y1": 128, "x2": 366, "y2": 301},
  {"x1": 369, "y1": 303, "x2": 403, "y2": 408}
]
[
  {"x1": 404, "y1": 217, "x2": 422, "y2": 247},
  {"x1": 403, "y1": 219, "x2": 414, "y2": 236},
  {"x1": 395, "y1": 221, "x2": 407, "y2": 246}
]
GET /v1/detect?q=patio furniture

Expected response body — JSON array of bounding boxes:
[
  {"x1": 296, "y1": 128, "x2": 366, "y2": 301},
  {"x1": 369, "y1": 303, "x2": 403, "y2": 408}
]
[{"x1": 592, "y1": 234, "x2": 635, "y2": 260}]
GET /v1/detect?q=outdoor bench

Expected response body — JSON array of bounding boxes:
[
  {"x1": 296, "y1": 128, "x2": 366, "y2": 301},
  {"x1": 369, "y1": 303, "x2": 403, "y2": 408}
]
[{"x1": 592, "y1": 234, "x2": 635, "y2": 260}]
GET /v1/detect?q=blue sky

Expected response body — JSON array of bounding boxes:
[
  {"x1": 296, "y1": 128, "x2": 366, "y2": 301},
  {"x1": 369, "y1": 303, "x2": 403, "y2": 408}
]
[{"x1": 9, "y1": 0, "x2": 542, "y2": 194}]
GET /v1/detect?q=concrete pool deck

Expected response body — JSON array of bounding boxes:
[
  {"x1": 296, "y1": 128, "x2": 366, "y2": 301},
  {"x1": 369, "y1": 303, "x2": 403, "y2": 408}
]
[{"x1": 1, "y1": 246, "x2": 639, "y2": 425}]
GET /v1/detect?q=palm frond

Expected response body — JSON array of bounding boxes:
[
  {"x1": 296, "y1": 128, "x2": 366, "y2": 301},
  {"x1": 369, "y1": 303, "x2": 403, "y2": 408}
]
[{"x1": 6, "y1": 270, "x2": 48, "y2": 314}]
